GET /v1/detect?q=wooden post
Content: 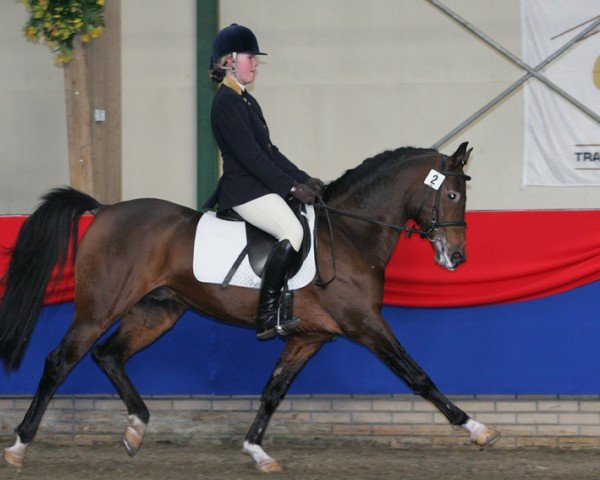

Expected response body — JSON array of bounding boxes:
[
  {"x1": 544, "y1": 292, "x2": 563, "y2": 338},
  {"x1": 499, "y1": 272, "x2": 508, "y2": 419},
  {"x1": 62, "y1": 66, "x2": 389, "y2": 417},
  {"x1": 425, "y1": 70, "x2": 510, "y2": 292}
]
[
  {"x1": 88, "y1": 0, "x2": 121, "y2": 203},
  {"x1": 63, "y1": 0, "x2": 121, "y2": 203},
  {"x1": 64, "y1": 37, "x2": 94, "y2": 195}
]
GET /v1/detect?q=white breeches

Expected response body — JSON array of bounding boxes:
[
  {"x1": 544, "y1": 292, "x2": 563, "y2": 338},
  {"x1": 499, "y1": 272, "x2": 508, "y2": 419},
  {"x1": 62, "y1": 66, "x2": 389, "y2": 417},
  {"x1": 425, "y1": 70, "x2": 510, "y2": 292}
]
[{"x1": 233, "y1": 194, "x2": 303, "y2": 252}]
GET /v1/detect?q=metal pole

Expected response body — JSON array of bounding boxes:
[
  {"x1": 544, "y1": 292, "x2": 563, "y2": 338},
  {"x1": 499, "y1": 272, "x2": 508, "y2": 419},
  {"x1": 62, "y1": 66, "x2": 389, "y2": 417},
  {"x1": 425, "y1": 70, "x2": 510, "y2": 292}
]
[
  {"x1": 429, "y1": 1, "x2": 600, "y2": 124},
  {"x1": 428, "y1": 0, "x2": 600, "y2": 149}
]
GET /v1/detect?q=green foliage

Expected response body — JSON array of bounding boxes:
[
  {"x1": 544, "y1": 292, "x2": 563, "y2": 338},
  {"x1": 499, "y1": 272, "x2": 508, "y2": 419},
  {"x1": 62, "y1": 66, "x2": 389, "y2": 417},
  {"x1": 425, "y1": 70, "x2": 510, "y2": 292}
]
[{"x1": 23, "y1": 0, "x2": 105, "y2": 64}]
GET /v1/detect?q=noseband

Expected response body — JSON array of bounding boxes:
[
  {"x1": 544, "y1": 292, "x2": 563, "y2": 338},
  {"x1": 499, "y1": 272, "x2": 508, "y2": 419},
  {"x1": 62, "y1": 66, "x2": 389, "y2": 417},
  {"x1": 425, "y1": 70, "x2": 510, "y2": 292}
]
[{"x1": 313, "y1": 153, "x2": 471, "y2": 287}]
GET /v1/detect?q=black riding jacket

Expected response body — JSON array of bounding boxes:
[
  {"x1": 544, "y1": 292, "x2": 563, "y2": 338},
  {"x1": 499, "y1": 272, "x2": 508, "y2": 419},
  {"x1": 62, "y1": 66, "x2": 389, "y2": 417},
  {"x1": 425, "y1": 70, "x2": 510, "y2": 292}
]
[{"x1": 203, "y1": 78, "x2": 309, "y2": 211}]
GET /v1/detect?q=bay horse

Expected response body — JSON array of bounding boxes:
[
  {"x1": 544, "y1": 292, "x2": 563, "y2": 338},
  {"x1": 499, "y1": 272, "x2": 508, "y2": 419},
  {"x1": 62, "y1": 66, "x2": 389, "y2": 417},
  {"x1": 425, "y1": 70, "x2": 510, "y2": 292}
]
[{"x1": 0, "y1": 142, "x2": 499, "y2": 472}]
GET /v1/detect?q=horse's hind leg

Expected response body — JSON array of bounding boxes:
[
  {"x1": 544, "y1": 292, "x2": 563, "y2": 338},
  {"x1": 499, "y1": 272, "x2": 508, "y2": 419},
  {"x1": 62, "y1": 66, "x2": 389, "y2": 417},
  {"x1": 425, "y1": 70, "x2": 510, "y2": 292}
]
[
  {"x1": 91, "y1": 295, "x2": 185, "y2": 457},
  {"x1": 4, "y1": 312, "x2": 114, "y2": 468},
  {"x1": 348, "y1": 314, "x2": 500, "y2": 447},
  {"x1": 244, "y1": 334, "x2": 328, "y2": 473}
]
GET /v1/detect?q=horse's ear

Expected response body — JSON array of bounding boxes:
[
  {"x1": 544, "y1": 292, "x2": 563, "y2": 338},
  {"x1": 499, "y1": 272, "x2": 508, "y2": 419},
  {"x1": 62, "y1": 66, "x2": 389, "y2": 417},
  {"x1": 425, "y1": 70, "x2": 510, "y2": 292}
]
[{"x1": 449, "y1": 141, "x2": 472, "y2": 167}]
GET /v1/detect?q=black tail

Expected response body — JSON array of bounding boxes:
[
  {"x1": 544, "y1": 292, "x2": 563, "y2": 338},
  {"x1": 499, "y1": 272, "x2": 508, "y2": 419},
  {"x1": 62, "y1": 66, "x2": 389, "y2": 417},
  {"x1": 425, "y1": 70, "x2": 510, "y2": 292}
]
[{"x1": 0, "y1": 187, "x2": 101, "y2": 372}]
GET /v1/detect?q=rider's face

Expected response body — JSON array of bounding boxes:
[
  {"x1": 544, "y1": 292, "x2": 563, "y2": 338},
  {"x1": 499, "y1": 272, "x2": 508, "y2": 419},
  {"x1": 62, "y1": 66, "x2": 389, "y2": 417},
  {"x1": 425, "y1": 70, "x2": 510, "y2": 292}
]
[{"x1": 232, "y1": 53, "x2": 258, "y2": 85}]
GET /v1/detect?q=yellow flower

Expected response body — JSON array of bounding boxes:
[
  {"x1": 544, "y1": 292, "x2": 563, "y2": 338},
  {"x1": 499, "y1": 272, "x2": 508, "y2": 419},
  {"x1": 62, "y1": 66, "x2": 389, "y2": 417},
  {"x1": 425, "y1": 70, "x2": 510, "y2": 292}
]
[
  {"x1": 54, "y1": 54, "x2": 74, "y2": 64},
  {"x1": 25, "y1": 25, "x2": 38, "y2": 40},
  {"x1": 22, "y1": 0, "x2": 104, "y2": 65},
  {"x1": 90, "y1": 26, "x2": 103, "y2": 38}
]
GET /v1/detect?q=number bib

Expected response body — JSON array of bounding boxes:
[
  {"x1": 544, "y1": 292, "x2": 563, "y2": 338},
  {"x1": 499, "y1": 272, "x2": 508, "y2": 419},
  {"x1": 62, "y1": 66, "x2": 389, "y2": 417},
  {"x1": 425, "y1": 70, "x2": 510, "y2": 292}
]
[{"x1": 424, "y1": 169, "x2": 446, "y2": 190}]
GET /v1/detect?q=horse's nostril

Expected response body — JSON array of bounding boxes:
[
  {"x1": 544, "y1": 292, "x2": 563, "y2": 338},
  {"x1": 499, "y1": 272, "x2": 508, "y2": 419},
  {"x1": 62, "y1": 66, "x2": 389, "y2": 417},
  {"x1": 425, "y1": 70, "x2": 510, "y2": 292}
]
[{"x1": 451, "y1": 251, "x2": 464, "y2": 263}]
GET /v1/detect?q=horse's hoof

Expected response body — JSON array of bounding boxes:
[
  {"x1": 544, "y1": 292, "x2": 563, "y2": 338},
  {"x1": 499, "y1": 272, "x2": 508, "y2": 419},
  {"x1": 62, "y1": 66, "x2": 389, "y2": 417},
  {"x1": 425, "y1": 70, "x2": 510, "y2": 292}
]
[
  {"x1": 243, "y1": 440, "x2": 282, "y2": 473},
  {"x1": 257, "y1": 459, "x2": 284, "y2": 473},
  {"x1": 122, "y1": 424, "x2": 144, "y2": 457},
  {"x1": 3, "y1": 449, "x2": 24, "y2": 469},
  {"x1": 472, "y1": 426, "x2": 501, "y2": 447}
]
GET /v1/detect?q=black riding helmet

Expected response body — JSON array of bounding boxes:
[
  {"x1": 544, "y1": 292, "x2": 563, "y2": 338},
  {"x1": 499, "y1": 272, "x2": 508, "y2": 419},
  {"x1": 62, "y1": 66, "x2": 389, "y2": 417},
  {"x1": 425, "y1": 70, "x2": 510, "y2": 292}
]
[{"x1": 211, "y1": 23, "x2": 267, "y2": 63}]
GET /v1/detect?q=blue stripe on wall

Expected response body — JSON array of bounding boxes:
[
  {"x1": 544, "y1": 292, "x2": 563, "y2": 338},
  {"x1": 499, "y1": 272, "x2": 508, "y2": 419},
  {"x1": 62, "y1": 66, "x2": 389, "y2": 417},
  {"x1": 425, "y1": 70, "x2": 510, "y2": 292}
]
[{"x1": 2, "y1": 280, "x2": 599, "y2": 395}]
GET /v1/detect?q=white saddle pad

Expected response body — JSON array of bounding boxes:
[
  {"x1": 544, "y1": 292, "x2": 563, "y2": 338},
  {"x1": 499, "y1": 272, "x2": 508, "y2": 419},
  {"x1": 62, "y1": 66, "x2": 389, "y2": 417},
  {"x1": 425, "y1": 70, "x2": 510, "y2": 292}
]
[{"x1": 193, "y1": 206, "x2": 316, "y2": 290}]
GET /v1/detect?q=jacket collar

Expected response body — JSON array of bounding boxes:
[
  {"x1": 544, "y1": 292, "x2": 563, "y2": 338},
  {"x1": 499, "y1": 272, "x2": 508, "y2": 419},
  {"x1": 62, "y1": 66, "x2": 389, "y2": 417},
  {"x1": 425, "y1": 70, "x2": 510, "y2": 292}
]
[{"x1": 222, "y1": 77, "x2": 246, "y2": 95}]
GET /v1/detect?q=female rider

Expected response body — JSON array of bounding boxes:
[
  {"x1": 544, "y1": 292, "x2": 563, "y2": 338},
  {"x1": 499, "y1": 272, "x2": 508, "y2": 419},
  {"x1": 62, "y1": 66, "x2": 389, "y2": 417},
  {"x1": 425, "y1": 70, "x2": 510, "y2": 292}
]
[{"x1": 205, "y1": 24, "x2": 324, "y2": 340}]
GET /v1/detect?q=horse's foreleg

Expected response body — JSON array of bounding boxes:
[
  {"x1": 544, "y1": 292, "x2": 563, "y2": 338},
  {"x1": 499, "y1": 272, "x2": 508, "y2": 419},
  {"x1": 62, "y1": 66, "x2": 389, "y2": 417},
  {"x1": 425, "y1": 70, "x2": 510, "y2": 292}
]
[
  {"x1": 4, "y1": 318, "x2": 110, "y2": 468},
  {"x1": 244, "y1": 334, "x2": 328, "y2": 473},
  {"x1": 353, "y1": 319, "x2": 500, "y2": 447},
  {"x1": 91, "y1": 299, "x2": 185, "y2": 457}
]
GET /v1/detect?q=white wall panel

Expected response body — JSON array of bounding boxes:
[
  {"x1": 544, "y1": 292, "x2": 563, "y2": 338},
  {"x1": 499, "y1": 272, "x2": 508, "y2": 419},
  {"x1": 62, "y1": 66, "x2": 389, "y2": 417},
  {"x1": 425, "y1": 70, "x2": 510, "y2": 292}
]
[{"x1": 1, "y1": 1, "x2": 598, "y2": 212}]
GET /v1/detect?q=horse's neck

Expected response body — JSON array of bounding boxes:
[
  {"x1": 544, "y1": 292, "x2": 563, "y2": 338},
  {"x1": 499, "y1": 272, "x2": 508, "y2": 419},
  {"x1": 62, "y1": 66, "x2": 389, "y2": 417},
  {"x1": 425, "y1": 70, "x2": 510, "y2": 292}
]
[{"x1": 327, "y1": 167, "x2": 418, "y2": 270}]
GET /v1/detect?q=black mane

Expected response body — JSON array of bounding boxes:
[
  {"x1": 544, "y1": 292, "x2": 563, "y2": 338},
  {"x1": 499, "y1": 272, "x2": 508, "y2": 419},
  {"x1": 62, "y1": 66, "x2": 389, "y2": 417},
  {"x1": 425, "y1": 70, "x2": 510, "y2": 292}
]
[{"x1": 322, "y1": 146, "x2": 438, "y2": 202}]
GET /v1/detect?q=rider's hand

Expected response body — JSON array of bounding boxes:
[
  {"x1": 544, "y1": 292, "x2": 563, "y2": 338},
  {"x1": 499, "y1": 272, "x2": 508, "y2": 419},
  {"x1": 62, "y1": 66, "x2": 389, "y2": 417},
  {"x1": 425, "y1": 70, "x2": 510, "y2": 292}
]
[
  {"x1": 307, "y1": 177, "x2": 325, "y2": 195},
  {"x1": 290, "y1": 181, "x2": 316, "y2": 204}
]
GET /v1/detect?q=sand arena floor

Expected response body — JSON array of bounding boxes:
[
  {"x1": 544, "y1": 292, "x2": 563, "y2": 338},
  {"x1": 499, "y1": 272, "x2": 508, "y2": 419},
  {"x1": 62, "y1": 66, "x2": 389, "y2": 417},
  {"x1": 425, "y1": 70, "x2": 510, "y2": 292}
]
[{"x1": 3, "y1": 439, "x2": 600, "y2": 480}]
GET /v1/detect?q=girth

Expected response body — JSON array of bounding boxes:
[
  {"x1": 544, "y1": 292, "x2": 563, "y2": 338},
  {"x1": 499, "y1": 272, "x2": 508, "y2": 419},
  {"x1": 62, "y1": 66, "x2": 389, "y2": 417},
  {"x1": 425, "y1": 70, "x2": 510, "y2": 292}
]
[{"x1": 216, "y1": 199, "x2": 311, "y2": 288}]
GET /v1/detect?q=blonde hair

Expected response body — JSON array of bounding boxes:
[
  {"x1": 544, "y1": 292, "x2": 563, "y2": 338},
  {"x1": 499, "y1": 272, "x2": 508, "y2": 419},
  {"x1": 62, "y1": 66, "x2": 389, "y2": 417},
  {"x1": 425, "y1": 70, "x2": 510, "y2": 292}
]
[{"x1": 208, "y1": 54, "x2": 234, "y2": 84}]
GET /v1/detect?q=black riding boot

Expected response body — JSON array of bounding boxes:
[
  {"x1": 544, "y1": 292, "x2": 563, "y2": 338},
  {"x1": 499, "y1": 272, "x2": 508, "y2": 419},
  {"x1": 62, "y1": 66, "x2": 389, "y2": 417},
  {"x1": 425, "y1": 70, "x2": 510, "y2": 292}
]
[{"x1": 255, "y1": 239, "x2": 300, "y2": 340}]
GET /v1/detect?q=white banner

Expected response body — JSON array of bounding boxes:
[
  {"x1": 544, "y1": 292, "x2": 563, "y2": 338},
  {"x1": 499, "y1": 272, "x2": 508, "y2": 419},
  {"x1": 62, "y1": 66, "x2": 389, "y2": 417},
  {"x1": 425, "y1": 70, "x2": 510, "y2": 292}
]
[{"x1": 522, "y1": 0, "x2": 600, "y2": 186}]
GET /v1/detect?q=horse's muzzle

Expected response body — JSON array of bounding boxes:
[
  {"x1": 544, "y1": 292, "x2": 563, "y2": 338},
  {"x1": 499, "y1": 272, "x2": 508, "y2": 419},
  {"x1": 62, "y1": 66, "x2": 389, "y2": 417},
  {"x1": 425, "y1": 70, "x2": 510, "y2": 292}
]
[
  {"x1": 438, "y1": 250, "x2": 466, "y2": 271},
  {"x1": 430, "y1": 233, "x2": 466, "y2": 270},
  {"x1": 451, "y1": 250, "x2": 466, "y2": 266}
]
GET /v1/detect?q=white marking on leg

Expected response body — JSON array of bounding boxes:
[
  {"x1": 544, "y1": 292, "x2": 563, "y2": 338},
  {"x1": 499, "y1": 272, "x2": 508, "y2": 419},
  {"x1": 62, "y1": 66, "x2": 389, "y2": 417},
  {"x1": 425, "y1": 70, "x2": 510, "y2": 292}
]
[
  {"x1": 5, "y1": 435, "x2": 28, "y2": 457},
  {"x1": 462, "y1": 418, "x2": 486, "y2": 441},
  {"x1": 243, "y1": 440, "x2": 276, "y2": 468},
  {"x1": 128, "y1": 414, "x2": 146, "y2": 429},
  {"x1": 123, "y1": 414, "x2": 147, "y2": 456},
  {"x1": 4, "y1": 435, "x2": 29, "y2": 467},
  {"x1": 127, "y1": 414, "x2": 146, "y2": 438}
]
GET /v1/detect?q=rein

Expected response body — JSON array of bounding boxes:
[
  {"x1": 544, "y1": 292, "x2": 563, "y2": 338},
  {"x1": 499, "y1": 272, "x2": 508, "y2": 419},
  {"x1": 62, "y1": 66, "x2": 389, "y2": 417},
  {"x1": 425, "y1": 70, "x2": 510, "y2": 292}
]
[
  {"x1": 312, "y1": 154, "x2": 471, "y2": 288},
  {"x1": 315, "y1": 201, "x2": 428, "y2": 235}
]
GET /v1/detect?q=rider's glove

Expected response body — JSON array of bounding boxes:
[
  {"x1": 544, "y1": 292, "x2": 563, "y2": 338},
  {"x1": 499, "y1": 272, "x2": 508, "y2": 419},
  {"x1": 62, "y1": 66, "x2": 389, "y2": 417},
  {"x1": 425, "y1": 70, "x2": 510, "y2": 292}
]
[{"x1": 290, "y1": 181, "x2": 316, "y2": 204}]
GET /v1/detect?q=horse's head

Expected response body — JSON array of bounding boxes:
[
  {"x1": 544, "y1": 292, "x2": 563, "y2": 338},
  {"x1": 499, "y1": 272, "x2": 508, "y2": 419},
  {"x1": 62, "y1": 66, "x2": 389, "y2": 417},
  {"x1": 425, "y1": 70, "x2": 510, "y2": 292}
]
[
  {"x1": 411, "y1": 142, "x2": 472, "y2": 271},
  {"x1": 321, "y1": 143, "x2": 472, "y2": 272}
]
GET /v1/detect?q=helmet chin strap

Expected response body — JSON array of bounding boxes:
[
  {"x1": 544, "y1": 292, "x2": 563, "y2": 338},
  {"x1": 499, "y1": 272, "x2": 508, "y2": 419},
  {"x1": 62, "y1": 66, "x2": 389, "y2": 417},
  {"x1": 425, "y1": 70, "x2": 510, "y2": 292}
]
[
  {"x1": 219, "y1": 52, "x2": 237, "y2": 71},
  {"x1": 223, "y1": 52, "x2": 245, "y2": 85}
]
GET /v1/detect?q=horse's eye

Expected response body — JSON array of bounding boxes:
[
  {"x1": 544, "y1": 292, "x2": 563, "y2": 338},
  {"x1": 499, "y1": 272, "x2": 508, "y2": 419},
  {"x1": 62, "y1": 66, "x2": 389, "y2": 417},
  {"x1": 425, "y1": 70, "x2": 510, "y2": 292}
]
[{"x1": 448, "y1": 193, "x2": 457, "y2": 200}]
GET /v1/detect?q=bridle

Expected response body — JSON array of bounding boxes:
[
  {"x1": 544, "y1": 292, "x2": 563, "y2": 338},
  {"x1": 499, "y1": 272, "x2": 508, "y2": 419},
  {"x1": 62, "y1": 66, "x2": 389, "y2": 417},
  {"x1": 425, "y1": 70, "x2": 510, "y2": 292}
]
[
  {"x1": 313, "y1": 154, "x2": 471, "y2": 287},
  {"x1": 414, "y1": 154, "x2": 471, "y2": 233}
]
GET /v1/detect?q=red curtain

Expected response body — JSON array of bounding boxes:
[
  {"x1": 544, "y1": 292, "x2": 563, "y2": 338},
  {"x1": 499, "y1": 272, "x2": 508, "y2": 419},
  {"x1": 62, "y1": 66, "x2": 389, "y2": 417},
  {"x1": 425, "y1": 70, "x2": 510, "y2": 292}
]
[
  {"x1": 1, "y1": 211, "x2": 600, "y2": 307},
  {"x1": 0, "y1": 215, "x2": 93, "y2": 305},
  {"x1": 384, "y1": 210, "x2": 600, "y2": 306}
]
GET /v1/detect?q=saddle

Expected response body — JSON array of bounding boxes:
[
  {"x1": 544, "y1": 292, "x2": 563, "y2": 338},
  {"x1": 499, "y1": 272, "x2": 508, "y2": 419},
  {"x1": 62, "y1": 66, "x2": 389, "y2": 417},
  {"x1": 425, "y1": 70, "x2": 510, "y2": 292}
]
[{"x1": 216, "y1": 199, "x2": 311, "y2": 288}]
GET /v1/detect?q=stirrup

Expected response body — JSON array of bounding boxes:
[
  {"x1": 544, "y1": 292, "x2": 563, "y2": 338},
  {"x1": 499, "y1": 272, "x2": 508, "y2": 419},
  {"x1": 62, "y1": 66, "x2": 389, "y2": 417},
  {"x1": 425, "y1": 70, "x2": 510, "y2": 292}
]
[{"x1": 256, "y1": 303, "x2": 300, "y2": 340}]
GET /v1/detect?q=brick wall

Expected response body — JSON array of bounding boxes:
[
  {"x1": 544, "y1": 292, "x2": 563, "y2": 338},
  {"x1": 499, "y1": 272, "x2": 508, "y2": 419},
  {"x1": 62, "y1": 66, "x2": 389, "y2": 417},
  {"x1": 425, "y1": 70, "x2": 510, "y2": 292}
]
[{"x1": 2, "y1": 394, "x2": 600, "y2": 448}]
